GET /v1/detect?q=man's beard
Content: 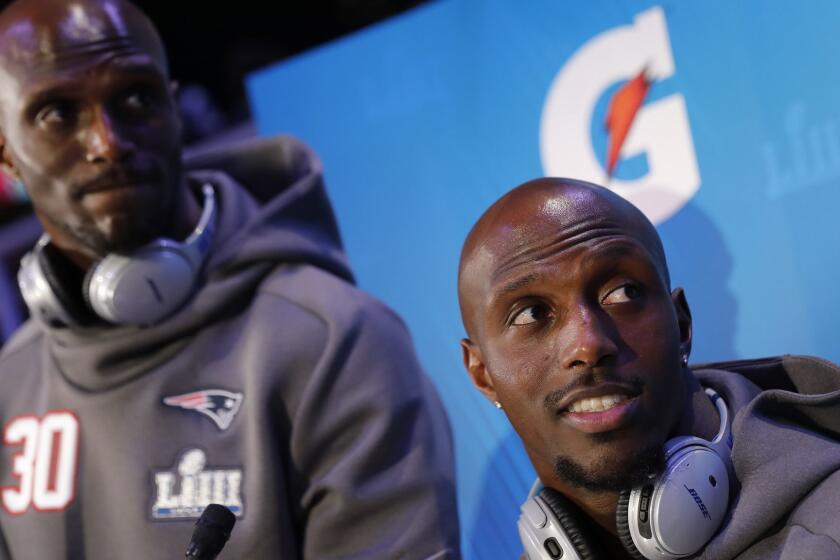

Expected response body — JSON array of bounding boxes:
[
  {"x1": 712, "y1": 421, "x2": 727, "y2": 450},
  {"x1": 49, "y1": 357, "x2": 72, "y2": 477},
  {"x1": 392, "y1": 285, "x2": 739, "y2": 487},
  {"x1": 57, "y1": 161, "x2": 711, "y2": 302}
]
[
  {"x1": 58, "y1": 192, "x2": 179, "y2": 257},
  {"x1": 554, "y1": 441, "x2": 666, "y2": 492}
]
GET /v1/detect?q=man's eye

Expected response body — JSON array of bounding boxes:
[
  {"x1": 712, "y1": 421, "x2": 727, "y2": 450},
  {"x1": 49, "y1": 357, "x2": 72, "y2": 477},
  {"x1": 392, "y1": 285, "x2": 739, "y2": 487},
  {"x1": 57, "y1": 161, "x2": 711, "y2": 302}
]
[
  {"x1": 511, "y1": 305, "x2": 551, "y2": 326},
  {"x1": 602, "y1": 284, "x2": 642, "y2": 305},
  {"x1": 37, "y1": 102, "x2": 76, "y2": 126},
  {"x1": 124, "y1": 91, "x2": 151, "y2": 110}
]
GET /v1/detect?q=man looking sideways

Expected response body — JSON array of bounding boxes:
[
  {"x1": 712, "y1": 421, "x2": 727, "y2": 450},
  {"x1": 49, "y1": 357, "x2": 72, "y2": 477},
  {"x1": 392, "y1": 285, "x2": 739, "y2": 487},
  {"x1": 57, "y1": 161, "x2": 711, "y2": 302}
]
[
  {"x1": 0, "y1": 0, "x2": 460, "y2": 557},
  {"x1": 458, "y1": 177, "x2": 840, "y2": 559}
]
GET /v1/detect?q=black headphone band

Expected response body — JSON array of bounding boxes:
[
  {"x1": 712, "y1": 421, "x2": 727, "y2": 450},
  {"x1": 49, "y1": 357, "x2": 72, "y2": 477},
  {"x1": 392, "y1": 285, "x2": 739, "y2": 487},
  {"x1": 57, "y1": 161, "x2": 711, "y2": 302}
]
[
  {"x1": 537, "y1": 489, "x2": 601, "y2": 560},
  {"x1": 36, "y1": 242, "x2": 95, "y2": 325},
  {"x1": 616, "y1": 489, "x2": 646, "y2": 560}
]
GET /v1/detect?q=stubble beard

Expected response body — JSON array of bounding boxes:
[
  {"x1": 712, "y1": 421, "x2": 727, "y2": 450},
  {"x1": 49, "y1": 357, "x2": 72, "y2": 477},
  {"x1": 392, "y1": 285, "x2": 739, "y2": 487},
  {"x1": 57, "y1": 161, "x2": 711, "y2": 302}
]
[
  {"x1": 64, "y1": 182, "x2": 183, "y2": 258},
  {"x1": 554, "y1": 440, "x2": 666, "y2": 493},
  {"x1": 68, "y1": 159, "x2": 185, "y2": 258},
  {"x1": 49, "y1": 206, "x2": 171, "y2": 259}
]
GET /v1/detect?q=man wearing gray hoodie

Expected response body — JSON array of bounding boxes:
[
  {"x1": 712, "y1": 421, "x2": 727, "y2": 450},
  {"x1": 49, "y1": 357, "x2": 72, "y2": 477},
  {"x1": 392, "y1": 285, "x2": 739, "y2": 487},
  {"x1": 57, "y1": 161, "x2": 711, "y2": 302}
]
[
  {"x1": 0, "y1": 0, "x2": 460, "y2": 558},
  {"x1": 459, "y1": 177, "x2": 840, "y2": 559}
]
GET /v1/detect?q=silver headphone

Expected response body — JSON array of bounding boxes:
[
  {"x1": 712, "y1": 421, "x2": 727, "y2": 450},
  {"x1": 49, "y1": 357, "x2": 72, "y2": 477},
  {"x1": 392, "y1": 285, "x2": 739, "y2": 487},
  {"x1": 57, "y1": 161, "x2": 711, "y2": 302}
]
[
  {"x1": 519, "y1": 388, "x2": 733, "y2": 560},
  {"x1": 18, "y1": 184, "x2": 217, "y2": 327}
]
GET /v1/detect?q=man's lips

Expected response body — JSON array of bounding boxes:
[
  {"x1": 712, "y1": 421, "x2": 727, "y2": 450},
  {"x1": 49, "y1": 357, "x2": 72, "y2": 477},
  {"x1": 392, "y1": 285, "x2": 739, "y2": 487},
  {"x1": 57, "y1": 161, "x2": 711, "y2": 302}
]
[
  {"x1": 547, "y1": 381, "x2": 644, "y2": 434},
  {"x1": 560, "y1": 396, "x2": 641, "y2": 434},
  {"x1": 74, "y1": 171, "x2": 160, "y2": 198},
  {"x1": 81, "y1": 179, "x2": 154, "y2": 195},
  {"x1": 554, "y1": 382, "x2": 642, "y2": 413}
]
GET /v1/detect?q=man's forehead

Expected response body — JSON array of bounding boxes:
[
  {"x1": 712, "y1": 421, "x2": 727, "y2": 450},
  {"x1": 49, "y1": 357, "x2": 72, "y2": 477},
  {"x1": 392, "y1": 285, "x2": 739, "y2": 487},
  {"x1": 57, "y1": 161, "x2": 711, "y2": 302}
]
[
  {"x1": 466, "y1": 223, "x2": 655, "y2": 305},
  {"x1": 0, "y1": 0, "x2": 165, "y2": 76},
  {"x1": 458, "y1": 179, "x2": 670, "y2": 332},
  {"x1": 474, "y1": 188, "x2": 645, "y2": 272},
  {"x1": 493, "y1": 235, "x2": 654, "y2": 286}
]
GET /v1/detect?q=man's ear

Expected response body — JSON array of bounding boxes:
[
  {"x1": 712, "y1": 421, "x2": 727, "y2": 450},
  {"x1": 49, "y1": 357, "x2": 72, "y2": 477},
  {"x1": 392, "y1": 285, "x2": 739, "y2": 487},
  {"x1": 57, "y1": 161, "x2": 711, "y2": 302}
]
[
  {"x1": 0, "y1": 129, "x2": 20, "y2": 182},
  {"x1": 169, "y1": 80, "x2": 183, "y2": 133},
  {"x1": 671, "y1": 287, "x2": 693, "y2": 360},
  {"x1": 461, "y1": 338, "x2": 499, "y2": 405}
]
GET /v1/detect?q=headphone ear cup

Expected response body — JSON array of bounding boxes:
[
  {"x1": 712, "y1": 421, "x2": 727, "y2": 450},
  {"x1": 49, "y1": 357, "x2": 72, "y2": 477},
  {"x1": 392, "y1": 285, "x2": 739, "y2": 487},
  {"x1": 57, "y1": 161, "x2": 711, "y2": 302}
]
[
  {"x1": 616, "y1": 489, "x2": 646, "y2": 560},
  {"x1": 84, "y1": 245, "x2": 198, "y2": 325},
  {"x1": 81, "y1": 263, "x2": 97, "y2": 311},
  {"x1": 538, "y1": 488, "x2": 599, "y2": 560}
]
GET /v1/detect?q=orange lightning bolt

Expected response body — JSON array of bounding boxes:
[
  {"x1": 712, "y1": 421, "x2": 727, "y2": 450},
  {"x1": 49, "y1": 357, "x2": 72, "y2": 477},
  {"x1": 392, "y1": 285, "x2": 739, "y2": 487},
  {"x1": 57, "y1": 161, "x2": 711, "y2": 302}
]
[{"x1": 604, "y1": 68, "x2": 651, "y2": 178}]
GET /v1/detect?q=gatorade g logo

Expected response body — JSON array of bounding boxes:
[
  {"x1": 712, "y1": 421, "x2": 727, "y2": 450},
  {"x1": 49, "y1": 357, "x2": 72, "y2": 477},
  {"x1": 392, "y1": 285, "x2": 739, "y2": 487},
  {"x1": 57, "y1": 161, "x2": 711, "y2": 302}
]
[{"x1": 540, "y1": 6, "x2": 700, "y2": 224}]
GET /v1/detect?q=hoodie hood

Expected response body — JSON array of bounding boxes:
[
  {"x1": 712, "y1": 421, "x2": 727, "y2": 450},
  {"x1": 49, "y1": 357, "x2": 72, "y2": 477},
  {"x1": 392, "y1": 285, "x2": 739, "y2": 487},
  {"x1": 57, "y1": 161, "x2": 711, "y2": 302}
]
[
  {"x1": 693, "y1": 355, "x2": 840, "y2": 559},
  {"x1": 40, "y1": 135, "x2": 354, "y2": 391},
  {"x1": 186, "y1": 135, "x2": 352, "y2": 282}
]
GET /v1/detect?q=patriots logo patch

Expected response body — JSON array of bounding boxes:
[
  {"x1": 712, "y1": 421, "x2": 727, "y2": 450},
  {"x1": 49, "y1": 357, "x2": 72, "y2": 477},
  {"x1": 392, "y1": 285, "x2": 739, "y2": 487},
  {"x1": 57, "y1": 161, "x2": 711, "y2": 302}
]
[{"x1": 163, "y1": 390, "x2": 243, "y2": 431}]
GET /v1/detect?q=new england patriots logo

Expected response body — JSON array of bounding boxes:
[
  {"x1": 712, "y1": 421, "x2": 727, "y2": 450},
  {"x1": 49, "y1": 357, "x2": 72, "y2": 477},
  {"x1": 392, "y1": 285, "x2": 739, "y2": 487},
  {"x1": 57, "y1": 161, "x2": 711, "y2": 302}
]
[{"x1": 163, "y1": 390, "x2": 243, "y2": 431}]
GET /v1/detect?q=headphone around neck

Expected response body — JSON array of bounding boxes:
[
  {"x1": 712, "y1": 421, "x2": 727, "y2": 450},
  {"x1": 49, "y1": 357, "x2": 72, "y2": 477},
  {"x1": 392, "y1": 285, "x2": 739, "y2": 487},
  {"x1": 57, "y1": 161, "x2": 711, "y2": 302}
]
[
  {"x1": 519, "y1": 388, "x2": 733, "y2": 560},
  {"x1": 18, "y1": 183, "x2": 217, "y2": 327}
]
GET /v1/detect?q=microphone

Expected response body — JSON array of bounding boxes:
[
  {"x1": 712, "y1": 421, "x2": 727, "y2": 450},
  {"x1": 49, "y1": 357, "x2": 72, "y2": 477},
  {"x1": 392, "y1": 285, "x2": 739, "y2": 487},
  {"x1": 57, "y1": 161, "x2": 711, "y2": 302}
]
[{"x1": 184, "y1": 504, "x2": 236, "y2": 559}]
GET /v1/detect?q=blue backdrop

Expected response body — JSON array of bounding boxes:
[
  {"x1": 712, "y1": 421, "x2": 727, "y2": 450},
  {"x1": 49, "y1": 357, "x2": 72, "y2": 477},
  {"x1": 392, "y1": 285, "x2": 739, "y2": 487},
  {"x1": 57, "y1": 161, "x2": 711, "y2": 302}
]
[{"x1": 248, "y1": 1, "x2": 840, "y2": 557}]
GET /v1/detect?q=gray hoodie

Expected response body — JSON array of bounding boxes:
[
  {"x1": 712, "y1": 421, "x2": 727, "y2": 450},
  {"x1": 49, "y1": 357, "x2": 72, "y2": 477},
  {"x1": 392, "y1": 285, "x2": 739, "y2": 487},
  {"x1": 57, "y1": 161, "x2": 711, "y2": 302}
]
[
  {"x1": 694, "y1": 355, "x2": 840, "y2": 559},
  {"x1": 0, "y1": 136, "x2": 460, "y2": 559}
]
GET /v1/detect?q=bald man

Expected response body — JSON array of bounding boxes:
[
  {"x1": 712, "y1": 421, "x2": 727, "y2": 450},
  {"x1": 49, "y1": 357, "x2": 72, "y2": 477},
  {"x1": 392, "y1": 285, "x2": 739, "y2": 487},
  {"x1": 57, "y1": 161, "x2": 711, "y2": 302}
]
[
  {"x1": 459, "y1": 178, "x2": 840, "y2": 559},
  {"x1": 0, "y1": 1, "x2": 459, "y2": 558}
]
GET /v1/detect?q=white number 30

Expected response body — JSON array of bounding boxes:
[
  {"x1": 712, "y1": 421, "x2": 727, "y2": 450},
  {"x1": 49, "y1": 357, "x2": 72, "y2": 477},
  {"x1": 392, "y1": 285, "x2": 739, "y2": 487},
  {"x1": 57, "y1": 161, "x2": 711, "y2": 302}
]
[{"x1": 2, "y1": 411, "x2": 80, "y2": 514}]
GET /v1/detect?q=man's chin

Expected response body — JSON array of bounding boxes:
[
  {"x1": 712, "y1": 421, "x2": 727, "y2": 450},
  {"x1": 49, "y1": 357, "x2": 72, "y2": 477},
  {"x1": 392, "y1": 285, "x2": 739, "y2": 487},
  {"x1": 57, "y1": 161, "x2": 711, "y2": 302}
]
[
  {"x1": 554, "y1": 442, "x2": 665, "y2": 493},
  {"x1": 68, "y1": 227, "x2": 158, "y2": 261},
  {"x1": 89, "y1": 215, "x2": 167, "y2": 255}
]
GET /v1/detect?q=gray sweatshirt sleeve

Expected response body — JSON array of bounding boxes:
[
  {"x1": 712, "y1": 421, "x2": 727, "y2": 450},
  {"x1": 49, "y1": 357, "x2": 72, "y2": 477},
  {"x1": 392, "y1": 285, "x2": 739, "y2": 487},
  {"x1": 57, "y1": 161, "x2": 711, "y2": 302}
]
[
  {"x1": 732, "y1": 469, "x2": 840, "y2": 559},
  {"x1": 0, "y1": 529, "x2": 8, "y2": 560},
  {"x1": 286, "y1": 295, "x2": 461, "y2": 559}
]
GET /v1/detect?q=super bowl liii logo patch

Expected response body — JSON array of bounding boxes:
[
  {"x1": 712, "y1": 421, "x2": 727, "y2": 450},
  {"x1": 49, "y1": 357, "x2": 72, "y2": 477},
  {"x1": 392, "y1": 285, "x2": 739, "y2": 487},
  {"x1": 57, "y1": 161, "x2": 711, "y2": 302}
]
[{"x1": 151, "y1": 448, "x2": 243, "y2": 520}]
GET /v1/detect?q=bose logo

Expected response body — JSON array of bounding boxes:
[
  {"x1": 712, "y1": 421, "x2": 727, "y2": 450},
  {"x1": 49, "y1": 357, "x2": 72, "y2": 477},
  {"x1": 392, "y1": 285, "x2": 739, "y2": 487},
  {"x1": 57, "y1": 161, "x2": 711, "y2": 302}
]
[
  {"x1": 683, "y1": 484, "x2": 712, "y2": 520},
  {"x1": 540, "y1": 6, "x2": 701, "y2": 225}
]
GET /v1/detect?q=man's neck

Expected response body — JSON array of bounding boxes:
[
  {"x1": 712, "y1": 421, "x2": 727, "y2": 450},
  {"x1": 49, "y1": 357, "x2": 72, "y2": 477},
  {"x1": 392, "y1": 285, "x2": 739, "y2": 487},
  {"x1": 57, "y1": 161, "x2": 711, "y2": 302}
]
[
  {"x1": 175, "y1": 177, "x2": 203, "y2": 242},
  {"x1": 676, "y1": 372, "x2": 721, "y2": 442}
]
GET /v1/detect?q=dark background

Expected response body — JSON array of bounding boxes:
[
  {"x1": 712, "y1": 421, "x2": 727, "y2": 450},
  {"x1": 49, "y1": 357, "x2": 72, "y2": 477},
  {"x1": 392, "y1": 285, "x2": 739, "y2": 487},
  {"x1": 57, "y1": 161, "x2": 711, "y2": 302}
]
[{"x1": 140, "y1": 0, "x2": 427, "y2": 135}]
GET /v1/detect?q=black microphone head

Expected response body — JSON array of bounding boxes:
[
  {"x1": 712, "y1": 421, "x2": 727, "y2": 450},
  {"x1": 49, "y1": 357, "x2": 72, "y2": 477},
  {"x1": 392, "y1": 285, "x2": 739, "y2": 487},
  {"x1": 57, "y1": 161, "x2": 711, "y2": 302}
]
[{"x1": 185, "y1": 504, "x2": 236, "y2": 559}]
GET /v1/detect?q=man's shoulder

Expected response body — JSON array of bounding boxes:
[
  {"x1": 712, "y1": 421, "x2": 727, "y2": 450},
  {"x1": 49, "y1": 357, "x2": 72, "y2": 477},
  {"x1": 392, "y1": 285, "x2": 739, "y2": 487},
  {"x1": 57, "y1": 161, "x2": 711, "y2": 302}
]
[
  {"x1": 788, "y1": 468, "x2": 840, "y2": 537},
  {"x1": 729, "y1": 469, "x2": 840, "y2": 559},
  {"x1": 694, "y1": 355, "x2": 840, "y2": 388},
  {"x1": 0, "y1": 320, "x2": 42, "y2": 368},
  {"x1": 696, "y1": 357, "x2": 840, "y2": 559},
  {"x1": 254, "y1": 263, "x2": 408, "y2": 337}
]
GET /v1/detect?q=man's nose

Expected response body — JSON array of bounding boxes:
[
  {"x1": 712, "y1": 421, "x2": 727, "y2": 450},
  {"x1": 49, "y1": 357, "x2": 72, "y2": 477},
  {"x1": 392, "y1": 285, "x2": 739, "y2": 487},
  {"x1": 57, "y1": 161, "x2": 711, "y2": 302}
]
[
  {"x1": 561, "y1": 305, "x2": 618, "y2": 370},
  {"x1": 84, "y1": 108, "x2": 135, "y2": 163}
]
